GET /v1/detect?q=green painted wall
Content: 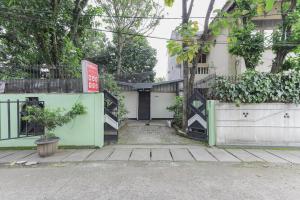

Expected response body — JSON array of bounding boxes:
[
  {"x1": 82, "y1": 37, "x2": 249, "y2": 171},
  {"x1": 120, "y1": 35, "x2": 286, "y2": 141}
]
[
  {"x1": 0, "y1": 93, "x2": 104, "y2": 148},
  {"x1": 207, "y1": 100, "x2": 216, "y2": 146}
]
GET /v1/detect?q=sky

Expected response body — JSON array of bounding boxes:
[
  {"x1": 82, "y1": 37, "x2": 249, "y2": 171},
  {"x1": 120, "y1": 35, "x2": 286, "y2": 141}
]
[{"x1": 149, "y1": 0, "x2": 228, "y2": 78}]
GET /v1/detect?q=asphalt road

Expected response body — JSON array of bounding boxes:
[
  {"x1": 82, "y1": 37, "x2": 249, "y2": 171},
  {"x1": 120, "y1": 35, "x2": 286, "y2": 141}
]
[{"x1": 0, "y1": 161, "x2": 300, "y2": 200}]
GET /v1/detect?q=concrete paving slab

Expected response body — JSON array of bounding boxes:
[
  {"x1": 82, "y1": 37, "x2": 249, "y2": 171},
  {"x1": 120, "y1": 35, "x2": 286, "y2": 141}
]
[
  {"x1": 188, "y1": 148, "x2": 217, "y2": 162},
  {"x1": 151, "y1": 148, "x2": 173, "y2": 161},
  {"x1": 245, "y1": 149, "x2": 288, "y2": 163},
  {"x1": 226, "y1": 149, "x2": 264, "y2": 162},
  {"x1": 111, "y1": 144, "x2": 202, "y2": 149},
  {"x1": 26, "y1": 150, "x2": 75, "y2": 163},
  {"x1": 129, "y1": 149, "x2": 150, "y2": 161},
  {"x1": 86, "y1": 148, "x2": 114, "y2": 161},
  {"x1": 287, "y1": 150, "x2": 300, "y2": 158},
  {"x1": 0, "y1": 151, "x2": 16, "y2": 159},
  {"x1": 266, "y1": 150, "x2": 300, "y2": 164},
  {"x1": 170, "y1": 148, "x2": 194, "y2": 161},
  {"x1": 206, "y1": 148, "x2": 241, "y2": 162},
  {"x1": 62, "y1": 149, "x2": 95, "y2": 162},
  {"x1": 0, "y1": 150, "x2": 35, "y2": 163},
  {"x1": 107, "y1": 148, "x2": 132, "y2": 161}
]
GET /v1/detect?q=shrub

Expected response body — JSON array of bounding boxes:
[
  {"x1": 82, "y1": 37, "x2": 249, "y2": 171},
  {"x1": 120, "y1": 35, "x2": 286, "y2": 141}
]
[
  {"x1": 22, "y1": 103, "x2": 87, "y2": 138},
  {"x1": 167, "y1": 96, "x2": 183, "y2": 128},
  {"x1": 213, "y1": 70, "x2": 300, "y2": 104}
]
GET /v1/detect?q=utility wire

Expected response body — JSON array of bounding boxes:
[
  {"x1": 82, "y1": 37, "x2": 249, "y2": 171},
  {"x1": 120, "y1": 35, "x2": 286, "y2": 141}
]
[
  {"x1": 0, "y1": 10, "x2": 55, "y2": 24},
  {"x1": 0, "y1": 6, "x2": 289, "y2": 20},
  {"x1": 87, "y1": 27, "x2": 300, "y2": 47},
  {"x1": 0, "y1": 8, "x2": 299, "y2": 47}
]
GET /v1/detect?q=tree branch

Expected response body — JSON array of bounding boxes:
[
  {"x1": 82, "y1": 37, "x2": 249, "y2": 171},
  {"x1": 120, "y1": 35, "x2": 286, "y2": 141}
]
[
  {"x1": 202, "y1": 0, "x2": 215, "y2": 39},
  {"x1": 187, "y1": 0, "x2": 194, "y2": 19},
  {"x1": 70, "y1": 0, "x2": 89, "y2": 46}
]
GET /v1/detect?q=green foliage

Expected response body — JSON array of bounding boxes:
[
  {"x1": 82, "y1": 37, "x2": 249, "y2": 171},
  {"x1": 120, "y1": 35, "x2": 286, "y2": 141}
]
[
  {"x1": 167, "y1": 21, "x2": 200, "y2": 63},
  {"x1": 0, "y1": 0, "x2": 100, "y2": 74},
  {"x1": 167, "y1": 96, "x2": 183, "y2": 128},
  {"x1": 214, "y1": 70, "x2": 300, "y2": 104},
  {"x1": 272, "y1": 2, "x2": 300, "y2": 66},
  {"x1": 22, "y1": 103, "x2": 87, "y2": 137},
  {"x1": 164, "y1": 0, "x2": 175, "y2": 7},
  {"x1": 265, "y1": 0, "x2": 276, "y2": 12},
  {"x1": 100, "y1": 73, "x2": 128, "y2": 122},
  {"x1": 60, "y1": 38, "x2": 83, "y2": 78},
  {"x1": 282, "y1": 51, "x2": 300, "y2": 71},
  {"x1": 91, "y1": 36, "x2": 157, "y2": 82},
  {"x1": 98, "y1": 0, "x2": 162, "y2": 74},
  {"x1": 228, "y1": 23, "x2": 264, "y2": 69},
  {"x1": 210, "y1": 0, "x2": 277, "y2": 70}
]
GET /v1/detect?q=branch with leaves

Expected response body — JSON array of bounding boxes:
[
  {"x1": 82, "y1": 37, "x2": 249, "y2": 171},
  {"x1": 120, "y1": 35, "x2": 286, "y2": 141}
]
[{"x1": 97, "y1": 0, "x2": 163, "y2": 75}]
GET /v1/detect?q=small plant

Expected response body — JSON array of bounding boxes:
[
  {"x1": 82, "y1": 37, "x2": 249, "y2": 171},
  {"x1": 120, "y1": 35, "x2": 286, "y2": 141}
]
[
  {"x1": 22, "y1": 103, "x2": 87, "y2": 139},
  {"x1": 167, "y1": 96, "x2": 183, "y2": 128}
]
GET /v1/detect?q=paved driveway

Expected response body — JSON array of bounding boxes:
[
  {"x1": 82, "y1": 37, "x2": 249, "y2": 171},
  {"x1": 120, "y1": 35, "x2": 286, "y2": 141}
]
[{"x1": 118, "y1": 120, "x2": 201, "y2": 145}]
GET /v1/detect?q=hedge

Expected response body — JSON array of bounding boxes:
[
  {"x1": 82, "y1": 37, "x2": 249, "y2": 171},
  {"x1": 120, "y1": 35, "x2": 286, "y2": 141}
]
[{"x1": 213, "y1": 70, "x2": 300, "y2": 104}]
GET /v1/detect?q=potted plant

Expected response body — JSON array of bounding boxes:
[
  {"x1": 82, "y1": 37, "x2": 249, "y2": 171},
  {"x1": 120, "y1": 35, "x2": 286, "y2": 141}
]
[{"x1": 22, "y1": 103, "x2": 86, "y2": 157}]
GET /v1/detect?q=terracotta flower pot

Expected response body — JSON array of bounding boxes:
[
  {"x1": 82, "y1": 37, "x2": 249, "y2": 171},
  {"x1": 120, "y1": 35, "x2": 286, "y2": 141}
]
[{"x1": 35, "y1": 137, "x2": 60, "y2": 157}]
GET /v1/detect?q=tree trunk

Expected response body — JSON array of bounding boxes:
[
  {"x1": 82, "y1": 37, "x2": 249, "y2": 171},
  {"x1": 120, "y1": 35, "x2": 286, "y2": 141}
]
[
  {"x1": 270, "y1": 0, "x2": 296, "y2": 73},
  {"x1": 70, "y1": 0, "x2": 89, "y2": 46},
  {"x1": 188, "y1": 0, "x2": 215, "y2": 98},
  {"x1": 116, "y1": 47, "x2": 123, "y2": 76},
  {"x1": 271, "y1": 51, "x2": 287, "y2": 73},
  {"x1": 116, "y1": 33, "x2": 124, "y2": 76},
  {"x1": 182, "y1": 60, "x2": 189, "y2": 130},
  {"x1": 181, "y1": 0, "x2": 189, "y2": 130},
  {"x1": 189, "y1": 54, "x2": 200, "y2": 97}
]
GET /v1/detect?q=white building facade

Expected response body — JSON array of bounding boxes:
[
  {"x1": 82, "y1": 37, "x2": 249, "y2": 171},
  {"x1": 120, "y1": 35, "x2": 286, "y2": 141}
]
[{"x1": 167, "y1": 1, "x2": 282, "y2": 82}]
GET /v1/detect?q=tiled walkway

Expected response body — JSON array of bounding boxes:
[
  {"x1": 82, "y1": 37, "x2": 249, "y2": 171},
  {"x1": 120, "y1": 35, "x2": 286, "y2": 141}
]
[{"x1": 1, "y1": 145, "x2": 300, "y2": 165}]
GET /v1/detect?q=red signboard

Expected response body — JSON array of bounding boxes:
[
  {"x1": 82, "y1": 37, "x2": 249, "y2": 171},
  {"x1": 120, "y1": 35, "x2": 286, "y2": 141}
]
[{"x1": 82, "y1": 60, "x2": 100, "y2": 93}]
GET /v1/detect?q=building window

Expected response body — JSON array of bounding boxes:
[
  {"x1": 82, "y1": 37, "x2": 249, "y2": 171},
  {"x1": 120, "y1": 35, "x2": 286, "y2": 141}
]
[{"x1": 198, "y1": 54, "x2": 207, "y2": 64}]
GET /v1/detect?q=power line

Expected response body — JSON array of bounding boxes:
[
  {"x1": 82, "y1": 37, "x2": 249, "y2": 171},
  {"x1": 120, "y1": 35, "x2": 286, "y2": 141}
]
[
  {"x1": 0, "y1": 14, "x2": 297, "y2": 48},
  {"x1": 0, "y1": 6, "x2": 288, "y2": 20},
  {"x1": 87, "y1": 27, "x2": 300, "y2": 47},
  {"x1": 1, "y1": 7, "x2": 299, "y2": 47},
  {"x1": 0, "y1": 10, "x2": 55, "y2": 25}
]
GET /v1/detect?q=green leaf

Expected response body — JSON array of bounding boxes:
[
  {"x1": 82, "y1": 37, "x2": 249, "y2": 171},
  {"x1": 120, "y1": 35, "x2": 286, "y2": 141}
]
[
  {"x1": 265, "y1": 0, "x2": 275, "y2": 12},
  {"x1": 164, "y1": 0, "x2": 174, "y2": 7}
]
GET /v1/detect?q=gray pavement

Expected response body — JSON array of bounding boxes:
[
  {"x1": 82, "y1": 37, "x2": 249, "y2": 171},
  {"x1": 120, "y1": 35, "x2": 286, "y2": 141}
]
[
  {"x1": 0, "y1": 161, "x2": 300, "y2": 200},
  {"x1": 118, "y1": 120, "x2": 201, "y2": 145},
  {"x1": 1, "y1": 145, "x2": 300, "y2": 165}
]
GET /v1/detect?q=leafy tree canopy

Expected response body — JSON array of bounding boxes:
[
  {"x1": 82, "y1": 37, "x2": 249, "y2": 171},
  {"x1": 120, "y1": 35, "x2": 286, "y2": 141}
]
[
  {"x1": 0, "y1": 0, "x2": 102, "y2": 78},
  {"x1": 90, "y1": 36, "x2": 157, "y2": 82},
  {"x1": 97, "y1": 0, "x2": 162, "y2": 75}
]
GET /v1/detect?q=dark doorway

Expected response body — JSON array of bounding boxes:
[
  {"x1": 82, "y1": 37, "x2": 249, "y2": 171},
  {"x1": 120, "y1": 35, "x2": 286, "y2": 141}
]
[{"x1": 138, "y1": 91, "x2": 150, "y2": 120}]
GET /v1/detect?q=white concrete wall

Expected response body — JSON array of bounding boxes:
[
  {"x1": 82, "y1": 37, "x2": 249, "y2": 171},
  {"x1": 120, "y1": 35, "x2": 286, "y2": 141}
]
[
  {"x1": 215, "y1": 102, "x2": 300, "y2": 147},
  {"x1": 122, "y1": 91, "x2": 138, "y2": 119},
  {"x1": 256, "y1": 49, "x2": 274, "y2": 72},
  {"x1": 150, "y1": 92, "x2": 175, "y2": 119},
  {"x1": 122, "y1": 91, "x2": 176, "y2": 119},
  {"x1": 207, "y1": 29, "x2": 233, "y2": 76},
  {"x1": 168, "y1": 55, "x2": 182, "y2": 81}
]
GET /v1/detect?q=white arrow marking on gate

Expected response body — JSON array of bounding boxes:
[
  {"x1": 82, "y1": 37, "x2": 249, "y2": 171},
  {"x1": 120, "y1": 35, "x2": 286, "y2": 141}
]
[
  {"x1": 188, "y1": 114, "x2": 207, "y2": 129},
  {"x1": 105, "y1": 114, "x2": 119, "y2": 130}
]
